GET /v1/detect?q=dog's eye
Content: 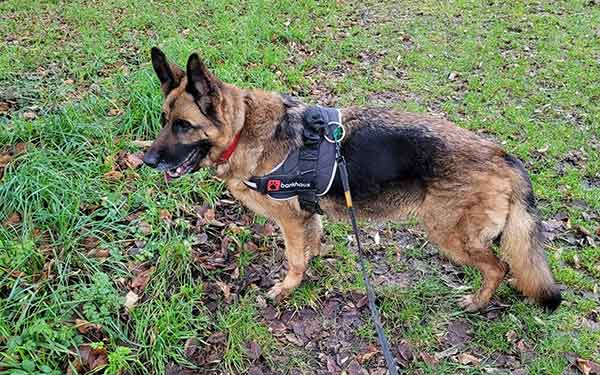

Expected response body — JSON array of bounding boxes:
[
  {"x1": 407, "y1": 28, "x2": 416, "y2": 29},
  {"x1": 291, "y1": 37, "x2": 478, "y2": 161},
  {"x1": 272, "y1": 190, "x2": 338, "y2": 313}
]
[{"x1": 173, "y1": 119, "x2": 193, "y2": 132}]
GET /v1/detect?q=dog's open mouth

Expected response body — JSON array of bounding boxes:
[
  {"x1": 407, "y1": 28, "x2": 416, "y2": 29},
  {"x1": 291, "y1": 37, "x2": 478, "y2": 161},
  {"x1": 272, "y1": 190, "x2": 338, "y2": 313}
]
[{"x1": 164, "y1": 148, "x2": 202, "y2": 181}]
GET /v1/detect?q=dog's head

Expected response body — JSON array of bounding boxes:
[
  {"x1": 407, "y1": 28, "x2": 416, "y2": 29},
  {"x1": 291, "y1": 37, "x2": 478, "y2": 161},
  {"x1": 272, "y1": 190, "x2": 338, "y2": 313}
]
[{"x1": 143, "y1": 47, "x2": 241, "y2": 180}]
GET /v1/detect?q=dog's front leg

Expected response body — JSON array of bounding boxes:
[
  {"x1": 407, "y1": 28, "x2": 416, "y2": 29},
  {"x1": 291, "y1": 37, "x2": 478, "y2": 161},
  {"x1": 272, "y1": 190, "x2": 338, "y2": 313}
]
[
  {"x1": 305, "y1": 214, "x2": 323, "y2": 258},
  {"x1": 267, "y1": 215, "x2": 308, "y2": 300}
]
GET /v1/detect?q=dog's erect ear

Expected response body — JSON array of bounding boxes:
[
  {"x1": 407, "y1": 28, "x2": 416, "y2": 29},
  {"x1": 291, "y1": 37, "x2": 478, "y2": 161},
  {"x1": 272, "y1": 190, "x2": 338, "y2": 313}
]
[
  {"x1": 186, "y1": 53, "x2": 222, "y2": 118},
  {"x1": 151, "y1": 47, "x2": 184, "y2": 95}
]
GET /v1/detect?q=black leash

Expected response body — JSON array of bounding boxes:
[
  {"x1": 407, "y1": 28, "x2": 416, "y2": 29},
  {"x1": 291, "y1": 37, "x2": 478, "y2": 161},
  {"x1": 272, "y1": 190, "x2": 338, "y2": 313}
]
[{"x1": 334, "y1": 136, "x2": 399, "y2": 375}]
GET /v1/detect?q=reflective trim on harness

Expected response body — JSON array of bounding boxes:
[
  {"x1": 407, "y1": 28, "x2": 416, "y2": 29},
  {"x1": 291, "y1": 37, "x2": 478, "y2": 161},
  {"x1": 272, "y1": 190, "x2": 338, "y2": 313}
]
[
  {"x1": 317, "y1": 159, "x2": 337, "y2": 197},
  {"x1": 318, "y1": 108, "x2": 342, "y2": 197}
]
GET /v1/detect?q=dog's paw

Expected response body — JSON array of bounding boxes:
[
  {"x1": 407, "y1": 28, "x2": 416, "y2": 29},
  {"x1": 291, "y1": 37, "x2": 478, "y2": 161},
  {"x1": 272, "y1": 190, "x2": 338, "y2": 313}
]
[
  {"x1": 459, "y1": 294, "x2": 486, "y2": 312},
  {"x1": 267, "y1": 282, "x2": 291, "y2": 302}
]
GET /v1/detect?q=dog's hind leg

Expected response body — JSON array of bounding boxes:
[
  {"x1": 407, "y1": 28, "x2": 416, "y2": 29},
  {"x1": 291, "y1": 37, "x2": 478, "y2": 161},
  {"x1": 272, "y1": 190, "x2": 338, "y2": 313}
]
[
  {"x1": 424, "y1": 218, "x2": 507, "y2": 312},
  {"x1": 267, "y1": 215, "x2": 308, "y2": 300},
  {"x1": 458, "y1": 250, "x2": 507, "y2": 312},
  {"x1": 459, "y1": 195, "x2": 510, "y2": 311}
]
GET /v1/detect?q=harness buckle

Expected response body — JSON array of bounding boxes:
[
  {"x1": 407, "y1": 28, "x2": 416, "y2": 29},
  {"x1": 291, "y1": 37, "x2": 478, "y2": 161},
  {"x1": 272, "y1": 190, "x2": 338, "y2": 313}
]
[{"x1": 298, "y1": 192, "x2": 323, "y2": 215}]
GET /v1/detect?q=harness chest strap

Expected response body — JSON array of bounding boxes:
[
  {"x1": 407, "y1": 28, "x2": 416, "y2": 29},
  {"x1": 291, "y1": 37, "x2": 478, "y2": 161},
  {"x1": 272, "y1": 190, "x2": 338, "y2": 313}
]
[{"x1": 243, "y1": 106, "x2": 342, "y2": 213}]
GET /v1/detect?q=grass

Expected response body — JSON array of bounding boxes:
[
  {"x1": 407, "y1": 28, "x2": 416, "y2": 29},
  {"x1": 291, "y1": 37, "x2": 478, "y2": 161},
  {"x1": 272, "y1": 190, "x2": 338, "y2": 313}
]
[{"x1": 1, "y1": 0, "x2": 599, "y2": 374}]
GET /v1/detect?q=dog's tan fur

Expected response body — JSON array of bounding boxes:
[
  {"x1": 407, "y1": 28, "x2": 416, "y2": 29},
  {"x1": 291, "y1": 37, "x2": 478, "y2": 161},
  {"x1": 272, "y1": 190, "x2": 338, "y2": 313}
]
[{"x1": 145, "y1": 49, "x2": 561, "y2": 311}]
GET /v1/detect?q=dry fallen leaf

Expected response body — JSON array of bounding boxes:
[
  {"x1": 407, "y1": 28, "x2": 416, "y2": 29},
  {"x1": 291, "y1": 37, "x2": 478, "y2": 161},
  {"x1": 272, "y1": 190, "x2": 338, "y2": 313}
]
[
  {"x1": 77, "y1": 344, "x2": 108, "y2": 370},
  {"x1": 0, "y1": 153, "x2": 13, "y2": 167},
  {"x1": 74, "y1": 319, "x2": 102, "y2": 334},
  {"x1": 506, "y1": 330, "x2": 518, "y2": 343},
  {"x1": 244, "y1": 241, "x2": 259, "y2": 252},
  {"x1": 23, "y1": 111, "x2": 37, "y2": 120},
  {"x1": 537, "y1": 144, "x2": 550, "y2": 153},
  {"x1": 207, "y1": 331, "x2": 227, "y2": 344},
  {"x1": 14, "y1": 143, "x2": 27, "y2": 155},
  {"x1": 444, "y1": 319, "x2": 472, "y2": 346},
  {"x1": 131, "y1": 266, "x2": 155, "y2": 291},
  {"x1": 516, "y1": 339, "x2": 529, "y2": 352},
  {"x1": 184, "y1": 337, "x2": 200, "y2": 358},
  {"x1": 228, "y1": 223, "x2": 242, "y2": 234},
  {"x1": 82, "y1": 236, "x2": 100, "y2": 251},
  {"x1": 245, "y1": 341, "x2": 262, "y2": 361},
  {"x1": 0, "y1": 101, "x2": 10, "y2": 114},
  {"x1": 575, "y1": 357, "x2": 600, "y2": 375},
  {"x1": 346, "y1": 359, "x2": 365, "y2": 375},
  {"x1": 103, "y1": 170, "x2": 123, "y2": 182},
  {"x1": 284, "y1": 333, "x2": 303, "y2": 346},
  {"x1": 132, "y1": 140, "x2": 153, "y2": 149},
  {"x1": 396, "y1": 340, "x2": 414, "y2": 366},
  {"x1": 124, "y1": 291, "x2": 140, "y2": 310},
  {"x1": 252, "y1": 223, "x2": 275, "y2": 236},
  {"x1": 87, "y1": 248, "x2": 110, "y2": 258},
  {"x1": 456, "y1": 352, "x2": 480, "y2": 365},
  {"x1": 578, "y1": 359, "x2": 593, "y2": 375},
  {"x1": 420, "y1": 352, "x2": 439, "y2": 366},
  {"x1": 159, "y1": 209, "x2": 172, "y2": 223},
  {"x1": 515, "y1": 339, "x2": 535, "y2": 361},
  {"x1": 207, "y1": 219, "x2": 226, "y2": 227},
  {"x1": 357, "y1": 344, "x2": 379, "y2": 364},
  {"x1": 203, "y1": 208, "x2": 216, "y2": 221},
  {"x1": 9, "y1": 270, "x2": 24, "y2": 278},
  {"x1": 108, "y1": 108, "x2": 123, "y2": 116},
  {"x1": 123, "y1": 152, "x2": 144, "y2": 169},
  {"x1": 5, "y1": 212, "x2": 21, "y2": 226},
  {"x1": 326, "y1": 356, "x2": 341, "y2": 373},
  {"x1": 40, "y1": 259, "x2": 55, "y2": 281},
  {"x1": 138, "y1": 221, "x2": 152, "y2": 235},
  {"x1": 215, "y1": 281, "x2": 231, "y2": 301},
  {"x1": 125, "y1": 210, "x2": 144, "y2": 222},
  {"x1": 231, "y1": 267, "x2": 240, "y2": 279}
]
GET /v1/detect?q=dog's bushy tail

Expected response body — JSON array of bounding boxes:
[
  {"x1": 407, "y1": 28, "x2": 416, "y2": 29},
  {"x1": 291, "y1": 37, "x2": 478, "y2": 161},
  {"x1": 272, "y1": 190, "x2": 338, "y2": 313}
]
[{"x1": 501, "y1": 155, "x2": 561, "y2": 312}]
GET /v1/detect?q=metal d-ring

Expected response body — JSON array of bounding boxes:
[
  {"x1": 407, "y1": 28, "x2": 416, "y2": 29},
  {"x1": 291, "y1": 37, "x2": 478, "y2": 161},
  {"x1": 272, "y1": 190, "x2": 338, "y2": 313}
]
[{"x1": 324, "y1": 121, "x2": 345, "y2": 143}]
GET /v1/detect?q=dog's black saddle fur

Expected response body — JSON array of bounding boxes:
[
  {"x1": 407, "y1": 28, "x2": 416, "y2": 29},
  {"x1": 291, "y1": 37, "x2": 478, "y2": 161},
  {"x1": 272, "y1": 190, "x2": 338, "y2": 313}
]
[{"x1": 244, "y1": 106, "x2": 340, "y2": 213}]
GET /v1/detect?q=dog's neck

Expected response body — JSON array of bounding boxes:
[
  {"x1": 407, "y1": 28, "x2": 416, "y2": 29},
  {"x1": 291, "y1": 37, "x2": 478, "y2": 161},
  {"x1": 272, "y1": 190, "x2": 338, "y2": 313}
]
[
  {"x1": 242, "y1": 89, "x2": 289, "y2": 141},
  {"x1": 216, "y1": 89, "x2": 304, "y2": 181}
]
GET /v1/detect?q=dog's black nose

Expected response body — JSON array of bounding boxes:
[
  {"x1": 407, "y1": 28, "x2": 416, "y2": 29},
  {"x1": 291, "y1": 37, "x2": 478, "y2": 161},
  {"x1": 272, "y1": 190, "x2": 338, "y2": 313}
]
[{"x1": 143, "y1": 150, "x2": 159, "y2": 168}]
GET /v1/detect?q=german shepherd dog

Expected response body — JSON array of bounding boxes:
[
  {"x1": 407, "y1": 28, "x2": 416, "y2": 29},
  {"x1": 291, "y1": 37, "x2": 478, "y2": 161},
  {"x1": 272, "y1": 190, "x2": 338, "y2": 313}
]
[{"x1": 143, "y1": 48, "x2": 562, "y2": 312}]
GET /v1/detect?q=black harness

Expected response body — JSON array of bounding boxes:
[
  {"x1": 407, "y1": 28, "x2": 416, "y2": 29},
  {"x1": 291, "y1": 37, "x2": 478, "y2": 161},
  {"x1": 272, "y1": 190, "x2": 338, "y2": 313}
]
[
  {"x1": 245, "y1": 105, "x2": 400, "y2": 374},
  {"x1": 244, "y1": 106, "x2": 342, "y2": 214}
]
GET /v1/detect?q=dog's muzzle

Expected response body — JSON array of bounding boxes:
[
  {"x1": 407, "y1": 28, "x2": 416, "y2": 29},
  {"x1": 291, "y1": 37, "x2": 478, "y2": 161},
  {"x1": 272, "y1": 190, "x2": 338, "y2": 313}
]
[{"x1": 143, "y1": 149, "x2": 160, "y2": 168}]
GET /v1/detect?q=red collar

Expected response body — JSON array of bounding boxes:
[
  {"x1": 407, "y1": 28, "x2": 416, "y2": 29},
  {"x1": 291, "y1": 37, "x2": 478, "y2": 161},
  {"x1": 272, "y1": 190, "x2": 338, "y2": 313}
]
[{"x1": 216, "y1": 131, "x2": 242, "y2": 164}]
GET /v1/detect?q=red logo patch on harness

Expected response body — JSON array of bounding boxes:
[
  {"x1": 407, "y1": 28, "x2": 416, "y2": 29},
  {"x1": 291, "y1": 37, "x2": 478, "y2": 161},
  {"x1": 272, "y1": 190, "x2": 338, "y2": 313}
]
[{"x1": 267, "y1": 179, "x2": 282, "y2": 192}]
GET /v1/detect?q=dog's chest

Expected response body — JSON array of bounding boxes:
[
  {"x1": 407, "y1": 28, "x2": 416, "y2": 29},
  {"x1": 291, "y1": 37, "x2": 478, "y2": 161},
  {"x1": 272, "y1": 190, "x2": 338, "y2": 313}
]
[{"x1": 226, "y1": 179, "x2": 275, "y2": 217}]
